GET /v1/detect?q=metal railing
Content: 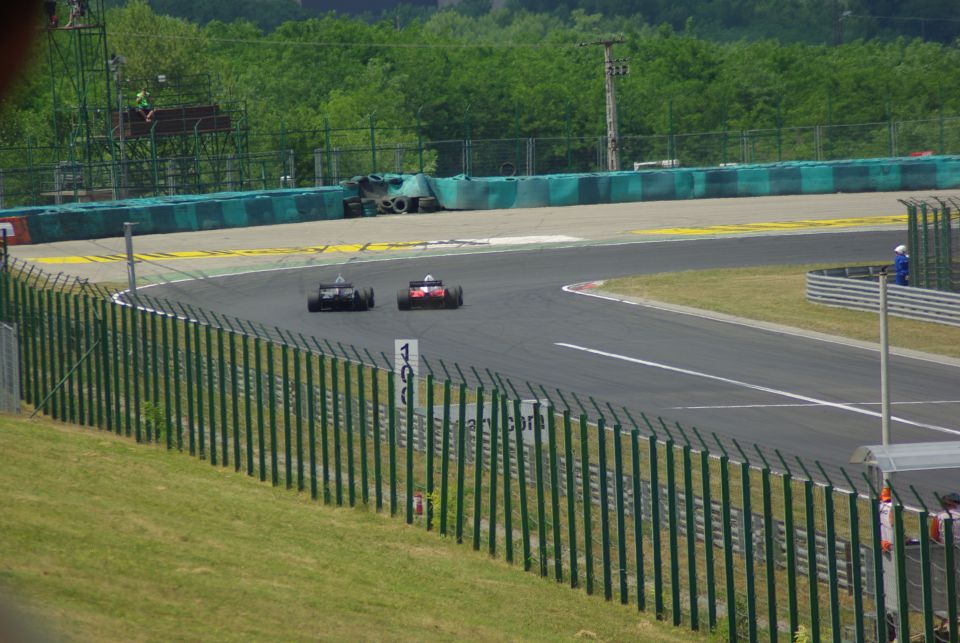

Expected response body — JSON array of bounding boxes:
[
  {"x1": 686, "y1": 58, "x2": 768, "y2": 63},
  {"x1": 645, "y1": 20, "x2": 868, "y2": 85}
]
[
  {"x1": 3, "y1": 258, "x2": 958, "y2": 643},
  {"x1": 807, "y1": 266, "x2": 960, "y2": 327}
]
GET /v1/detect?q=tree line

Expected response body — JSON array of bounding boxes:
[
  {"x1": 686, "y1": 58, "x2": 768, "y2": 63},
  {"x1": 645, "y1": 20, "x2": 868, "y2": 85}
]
[{"x1": 2, "y1": 0, "x2": 959, "y2": 167}]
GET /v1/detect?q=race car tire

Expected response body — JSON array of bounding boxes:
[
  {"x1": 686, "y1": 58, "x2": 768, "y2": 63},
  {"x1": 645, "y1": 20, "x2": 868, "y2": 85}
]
[
  {"x1": 353, "y1": 290, "x2": 367, "y2": 310},
  {"x1": 444, "y1": 288, "x2": 459, "y2": 309},
  {"x1": 455, "y1": 285, "x2": 464, "y2": 306},
  {"x1": 307, "y1": 294, "x2": 321, "y2": 312},
  {"x1": 365, "y1": 287, "x2": 375, "y2": 309},
  {"x1": 397, "y1": 289, "x2": 412, "y2": 311}
]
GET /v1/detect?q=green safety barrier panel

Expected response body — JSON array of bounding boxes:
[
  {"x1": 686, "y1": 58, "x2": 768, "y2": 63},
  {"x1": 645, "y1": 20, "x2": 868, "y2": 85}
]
[
  {"x1": 0, "y1": 186, "x2": 345, "y2": 244},
  {"x1": 425, "y1": 155, "x2": 960, "y2": 211}
]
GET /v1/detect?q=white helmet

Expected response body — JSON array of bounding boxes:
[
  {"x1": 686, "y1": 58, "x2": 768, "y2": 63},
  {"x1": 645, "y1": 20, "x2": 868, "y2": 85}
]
[{"x1": 895, "y1": 245, "x2": 907, "y2": 254}]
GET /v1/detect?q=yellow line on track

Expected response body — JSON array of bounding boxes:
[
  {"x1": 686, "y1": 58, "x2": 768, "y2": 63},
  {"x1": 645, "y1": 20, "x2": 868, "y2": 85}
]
[
  {"x1": 34, "y1": 241, "x2": 429, "y2": 264},
  {"x1": 629, "y1": 215, "x2": 907, "y2": 235}
]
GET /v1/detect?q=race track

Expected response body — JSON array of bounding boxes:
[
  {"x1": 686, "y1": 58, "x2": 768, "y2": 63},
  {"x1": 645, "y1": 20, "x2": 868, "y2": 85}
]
[{"x1": 139, "y1": 229, "x2": 960, "y2": 494}]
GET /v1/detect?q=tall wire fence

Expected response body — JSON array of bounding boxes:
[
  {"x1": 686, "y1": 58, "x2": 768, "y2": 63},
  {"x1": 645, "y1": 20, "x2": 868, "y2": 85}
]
[
  {"x1": 3, "y1": 113, "x2": 960, "y2": 209},
  {"x1": 2, "y1": 258, "x2": 957, "y2": 642}
]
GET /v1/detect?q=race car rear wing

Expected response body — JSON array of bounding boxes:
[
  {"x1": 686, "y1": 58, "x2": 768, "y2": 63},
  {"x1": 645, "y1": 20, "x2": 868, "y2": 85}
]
[
  {"x1": 318, "y1": 282, "x2": 353, "y2": 289},
  {"x1": 408, "y1": 280, "x2": 443, "y2": 288}
]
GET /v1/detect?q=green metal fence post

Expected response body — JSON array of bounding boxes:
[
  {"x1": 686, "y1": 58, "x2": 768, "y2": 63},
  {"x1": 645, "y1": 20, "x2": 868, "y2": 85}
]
[
  {"x1": 130, "y1": 304, "x2": 141, "y2": 440},
  {"x1": 267, "y1": 340, "x2": 277, "y2": 485},
  {"x1": 613, "y1": 423, "x2": 627, "y2": 603},
  {"x1": 501, "y1": 394, "x2": 513, "y2": 562},
  {"x1": 345, "y1": 358, "x2": 355, "y2": 506},
  {"x1": 945, "y1": 517, "x2": 958, "y2": 643},
  {"x1": 534, "y1": 402, "x2": 548, "y2": 575},
  {"x1": 917, "y1": 508, "x2": 934, "y2": 643},
  {"x1": 455, "y1": 382, "x2": 467, "y2": 544},
  {"x1": 294, "y1": 347, "x2": 304, "y2": 491},
  {"x1": 439, "y1": 378, "x2": 451, "y2": 535},
  {"x1": 783, "y1": 472, "x2": 799, "y2": 637},
  {"x1": 761, "y1": 466, "x2": 777, "y2": 643},
  {"x1": 387, "y1": 369, "x2": 396, "y2": 515},
  {"x1": 255, "y1": 337, "x2": 265, "y2": 481},
  {"x1": 217, "y1": 326, "x2": 227, "y2": 465},
  {"x1": 72, "y1": 295, "x2": 82, "y2": 425},
  {"x1": 580, "y1": 414, "x2": 593, "y2": 594},
  {"x1": 241, "y1": 332, "x2": 250, "y2": 470},
  {"x1": 666, "y1": 437, "x2": 680, "y2": 626},
  {"x1": 162, "y1": 312, "x2": 172, "y2": 449},
  {"x1": 719, "y1": 452, "x2": 736, "y2": 642},
  {"x1": 844, "y1": 488, "x2": 863, "y2": 643},
  {"x1": 683, "y1": 443, "x2": 698, "y2": 630},
  {"x1": 193, "y1": 321, "x2": 205, "y2": 458},
  {"x1": 206, "y1": 324, "x2": 216, "y2": 465},
  {"x1": 332, "y1": 356, "x2": 342, "y2": 504},
  {"x1": 150, "y1": 310, "x2": 159, "y2": 441},
  {"x1": 823, "y1": 481, "x2": 841, "y2": 643},
  {"x1": 598, "y1": 417, "x2": 612, "y2": 600},
  {"x1": 54, "y1": 291, "x2": 66, "y2": 422},
  {"x1": 631, "y1": 430, "x2": 645, "y2": 611},
  {"x1": 802, "y1": 479, "x2": 820, "y2": 643},
  {"x1": 472, "y1": 386, "x2": 485, "y2": 547},
  {"x1": 548, "y1": 409, "x2": 563, "y2": 582},
  {"x1": 514, "y1": 399, "x2": 531, "y2": 571},
  {"x1": 122, "y1": 302, "x2": 131, "y2": 436},
  {"x1": 740, "y1": 460, "x2": 756, "y2": 642},
  {"x1": 488, "y1": 388, "x2": 499, "y2": 555},
  {"x1": 357, "y1": 362, "x2": 368, "y2": 506},
  {"x1": 307, "y1": 351, "x2": 317, "y2": 500},
  {"x1": 111, "y1": 301, "x2": 121, "y2": 435},
  {"x1": 184, "y1": 318, "x2": 195, "y2": 453},
  {"x1": 563, "y1": 409, "x2": 578, "y2": 587},
  {"x1": 649, "y1": 435, "x2": 664, "y2": 619},
  {"x1": 425, "y1": 373, "x2": 434, "y2": 529},
  {"x1": 230, "y1": 330, "x2": 239, "y2": 469},
  {"x1": 319, "y1": 353, "x2": 329, "y2": 502},
  {"x1": 282, "y1": 342, "x2": 291, "y2": 487},
  {"x1": 893, "y1": 502, "x2": 909, "y2": 642},
  {"x1": 405, "y1": 368, "x2": 416, "y2": 523},
  {"x1": 868, "y1": 494, "x2": 888, "y2": 643},
  {"x1": 372, "y1": 365, "x2": 382, "y2": 510}
]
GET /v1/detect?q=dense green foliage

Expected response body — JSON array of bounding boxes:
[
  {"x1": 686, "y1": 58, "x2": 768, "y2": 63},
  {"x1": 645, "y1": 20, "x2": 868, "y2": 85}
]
[{"x1": 3, "y1": 0, "x2": 960, "y2": 167}]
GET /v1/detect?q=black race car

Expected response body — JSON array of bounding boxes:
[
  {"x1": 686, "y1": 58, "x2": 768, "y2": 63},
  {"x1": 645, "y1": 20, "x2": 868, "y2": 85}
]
[
  {"x1": 307, "y1": 276, "x2": 374, "y2": 312},
  {"x1": 397, "y1": 274, "x2": 463, "y2": 310}
]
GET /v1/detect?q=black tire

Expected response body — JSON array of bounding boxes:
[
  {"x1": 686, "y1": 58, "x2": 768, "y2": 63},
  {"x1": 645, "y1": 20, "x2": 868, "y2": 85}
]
[
  {"x1": 444, "y1": 288, "x2": 459, "y2": 309},
  {"x1": 455, "y1": 285, "x2": 464, "y2": 306},
  {"x1": 379, "y1": 198, "x2": 394, "y2": 214},
  {"x1": 397, "y1": 289, "x2": 411, "y2": 311},
  {"x1": 418, "y1": 196, "x2": 438, "y2": 213},
  {"x1": 354, "y1": 291, "x2": 368, "y2": 311},
  {"x1": 307, "y1": 293, "x2": 321, "y2": 312},
  {"x1": 392, "y1": 196, "x2": 410, "y2": 214},
  {"x1": 365, "y1": 287, "x2": 375, "y2": 309}
]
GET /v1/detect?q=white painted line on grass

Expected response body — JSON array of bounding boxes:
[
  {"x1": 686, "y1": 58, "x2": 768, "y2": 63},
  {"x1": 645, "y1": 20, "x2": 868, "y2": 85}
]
[{"x1": 555, "y1": 342, "x2": 960, "y2": 437}]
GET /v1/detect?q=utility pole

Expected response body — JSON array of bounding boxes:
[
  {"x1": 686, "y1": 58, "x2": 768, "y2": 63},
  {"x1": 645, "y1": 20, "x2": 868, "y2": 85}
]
[
  {"x1": 581, "y1": 36, "x2": 628, "y2": 171},
  {"x1": 879, "y1": 268, "x2": 891, "y2": 483},
  {"x1": 123, "y1": 222, "x2": 138, "y2": 295}
]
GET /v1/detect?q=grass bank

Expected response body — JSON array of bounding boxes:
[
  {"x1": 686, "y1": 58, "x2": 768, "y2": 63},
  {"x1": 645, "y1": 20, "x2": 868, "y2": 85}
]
[
  {"x1": 0, "y1": 416, "x2": 701, "y2": 642},
  {"x1": 604, "y1": 264, "x2": 960, "y2": 358}
]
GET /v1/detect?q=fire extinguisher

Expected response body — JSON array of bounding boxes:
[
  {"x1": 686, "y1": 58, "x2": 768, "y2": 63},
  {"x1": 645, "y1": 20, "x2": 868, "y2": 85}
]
[{"x1": 414, "y1": 491, "x2": 423, "y2": 516}]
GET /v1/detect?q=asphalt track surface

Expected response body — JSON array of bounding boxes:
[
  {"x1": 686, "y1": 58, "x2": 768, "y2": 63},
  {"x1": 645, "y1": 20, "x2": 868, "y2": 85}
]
[{"x1": 139, "y1": 229, "x2": 960, "y2": 495}]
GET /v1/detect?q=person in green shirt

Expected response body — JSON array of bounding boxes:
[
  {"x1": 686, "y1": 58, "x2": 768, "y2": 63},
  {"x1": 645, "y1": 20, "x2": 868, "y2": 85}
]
[{"x1": 134, "y1": 88, "x2": 155, "y2": 122}]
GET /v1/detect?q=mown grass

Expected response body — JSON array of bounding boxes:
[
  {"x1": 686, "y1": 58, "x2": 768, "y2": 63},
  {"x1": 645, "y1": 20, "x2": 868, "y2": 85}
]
[
  {"x1": 0, "y1": 415, "x2": 704, "y2": 643},
  {"x1": 604, "y1": 264, "x2": 960, "y2": 358}
]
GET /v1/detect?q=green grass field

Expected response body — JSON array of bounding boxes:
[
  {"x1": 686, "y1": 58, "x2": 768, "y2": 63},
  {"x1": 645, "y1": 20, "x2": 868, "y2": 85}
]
[
  {"x1": 604, "y1": 264, "x2": 960, "y2": 358},
  {"x1": 0, "y1": 416, "x2": 703, "y2": 642}
]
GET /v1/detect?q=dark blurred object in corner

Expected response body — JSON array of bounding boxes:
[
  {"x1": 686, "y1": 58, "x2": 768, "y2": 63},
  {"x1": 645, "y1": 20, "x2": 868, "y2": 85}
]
[{"x1": 0, "y1": 1, "x2": 43, "y2": 101}]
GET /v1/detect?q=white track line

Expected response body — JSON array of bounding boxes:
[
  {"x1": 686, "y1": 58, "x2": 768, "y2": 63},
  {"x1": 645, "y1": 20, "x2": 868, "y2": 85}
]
[
  {"x1": 555, "y1": 342, "x2": 960, "y2": 437},
  {"x1": 670, "y1": 401, "x2": 960, "y2": 410}
]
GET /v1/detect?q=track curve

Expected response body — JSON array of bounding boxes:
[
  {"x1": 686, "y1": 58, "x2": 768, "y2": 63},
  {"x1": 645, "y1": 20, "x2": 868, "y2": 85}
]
[{"x1": 141, "y1": 230, "x2": 960, "y2": 491}]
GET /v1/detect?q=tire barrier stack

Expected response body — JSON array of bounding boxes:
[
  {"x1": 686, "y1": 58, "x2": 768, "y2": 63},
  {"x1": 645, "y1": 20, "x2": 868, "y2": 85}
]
[
  {"x1": 0, "y1": 186, "x2": 345, "y2": 244},
  {"x1": 425, "y1": 155, "x2": 960, "y2": 211}
]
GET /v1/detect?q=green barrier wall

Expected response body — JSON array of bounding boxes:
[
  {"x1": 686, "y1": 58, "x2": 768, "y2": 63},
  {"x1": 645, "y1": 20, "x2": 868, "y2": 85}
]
[
  {"x1": 0, "y1": 187, "x2": 345, "y2": 244},
  {"x1": 426, "y1": 155, "x2": 960, "y2": 211}
]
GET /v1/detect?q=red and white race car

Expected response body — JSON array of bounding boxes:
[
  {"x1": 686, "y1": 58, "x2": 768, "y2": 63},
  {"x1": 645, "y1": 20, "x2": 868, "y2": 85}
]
[{"x1": 397, "y1": 274, "x2": 463, "y2": 310}]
